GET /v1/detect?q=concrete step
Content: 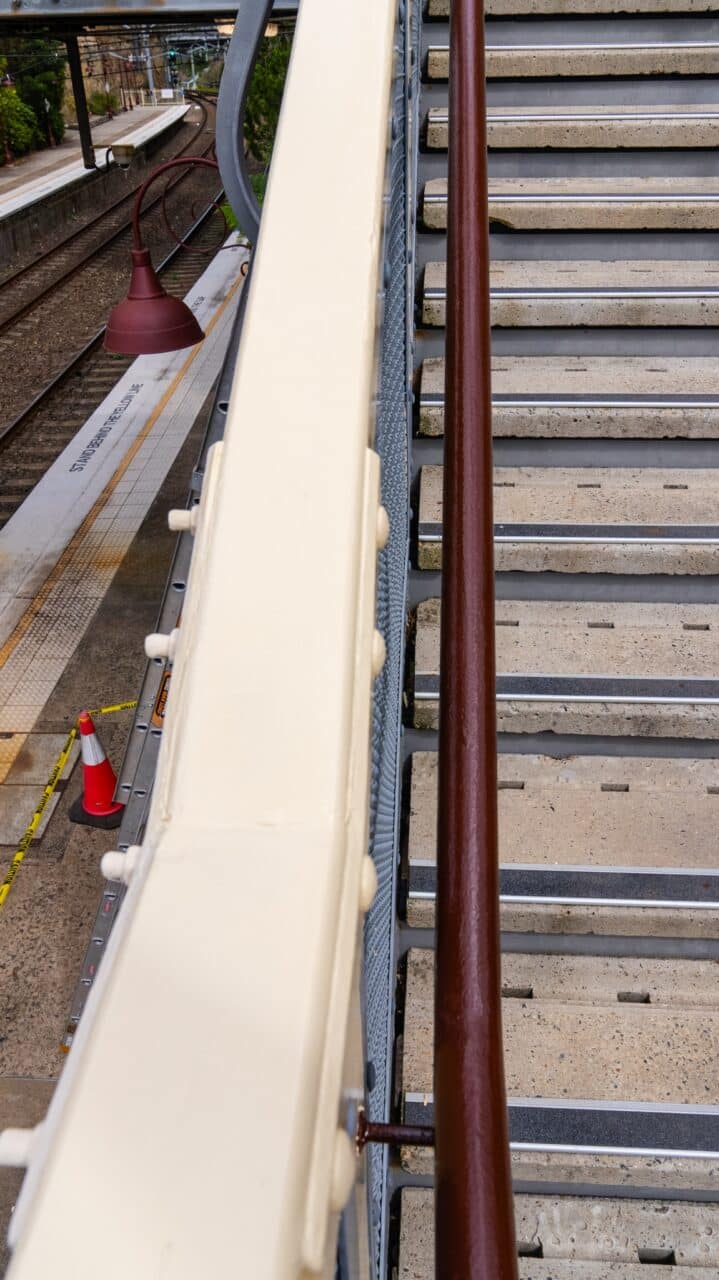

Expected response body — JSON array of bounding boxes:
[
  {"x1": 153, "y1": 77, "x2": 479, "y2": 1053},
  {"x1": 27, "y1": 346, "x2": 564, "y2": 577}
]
[
  {"x1": 429, "y1": 0, "x2": 718, "y2": 13},
  {"x1": 399, "y1": 1186, "x2": 719, "y2": 1277},
  {"x1": 402, "y1": 947, "x2": 719, "y2": 1143},
  {"x1": 427, "y1": 103, "x2": 719, "y2": 149},
  {"x1": 406, "y1": 752, "x2": 719, "y2": 932},
  {"x1": 414, "y1": 598, "x2": 719, "y2": 738},
  {"x1": 422, "y1": 260, "x2": 719, "y2": 328},
  {"x1": 417, "y1": 463, "x2": 719, "y2": 573},
  {"x1": 418, "y1": 355, "x2": 719, "y2": 438},
  {"x1": 424, "y1": 176, "x2": 719, "y2": 232},
  {"x1": 429, "y1": 40, "x2": 719, "y2": 79}
]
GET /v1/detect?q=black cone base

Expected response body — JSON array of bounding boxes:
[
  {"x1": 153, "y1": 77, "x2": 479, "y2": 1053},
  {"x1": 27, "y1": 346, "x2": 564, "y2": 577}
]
[{"x1": 69, "y1": 795, "x2": 124, "y2": 830}]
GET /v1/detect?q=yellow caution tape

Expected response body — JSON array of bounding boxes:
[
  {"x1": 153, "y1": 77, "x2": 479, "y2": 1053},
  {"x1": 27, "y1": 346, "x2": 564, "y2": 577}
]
[
  {"x1": 0, "y1": 726, "x2": 77, "y2": 912},
  {"x1": 88, "y1": 700, "x2": 138, "y2": 716},
  {"x1": 0, "y1": 700, "x2": 138, "y2": 913}
]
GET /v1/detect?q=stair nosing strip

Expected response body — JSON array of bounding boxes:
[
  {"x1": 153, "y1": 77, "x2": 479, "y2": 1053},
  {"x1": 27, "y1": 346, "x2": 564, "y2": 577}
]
[
  {"x1": 415, "y1": 674, "x2": 719, "y2": 705},
  {"x1": 420, "y1": 522, "x2": 719, "y2": 545}
]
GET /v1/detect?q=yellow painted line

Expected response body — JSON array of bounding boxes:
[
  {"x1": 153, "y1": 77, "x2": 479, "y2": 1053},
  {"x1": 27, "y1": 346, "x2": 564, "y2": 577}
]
[
  {"x1": 0, "y1": 700, "x2": 137, "y2": 913},
  {"x1": 0, "y1": 265, "x2": 245, "y2": 673}
]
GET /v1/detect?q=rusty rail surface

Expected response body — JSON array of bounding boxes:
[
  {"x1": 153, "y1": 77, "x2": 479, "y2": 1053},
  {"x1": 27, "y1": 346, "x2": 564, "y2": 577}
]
[{"x1": 434, "y1": 0, "x2": 519, "y2": 1275}]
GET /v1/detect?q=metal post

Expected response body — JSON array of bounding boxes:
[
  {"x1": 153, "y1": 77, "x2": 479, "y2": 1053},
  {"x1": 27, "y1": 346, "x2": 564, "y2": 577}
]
[
  {"x1": 66, "y1": 36, "x2": 95, "y2": 170},
  {"x1": 434, "y1": 0, "x2": 519, "y2": 1274},
  {"x1": 145, "y1": 37, "x2": 155, "y2": 96}
]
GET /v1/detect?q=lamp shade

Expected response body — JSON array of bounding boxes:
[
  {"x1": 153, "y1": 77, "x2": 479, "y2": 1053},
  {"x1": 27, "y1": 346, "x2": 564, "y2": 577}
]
[{"x1": 105, "y1": 248, "x2": 205, "y2": 355}]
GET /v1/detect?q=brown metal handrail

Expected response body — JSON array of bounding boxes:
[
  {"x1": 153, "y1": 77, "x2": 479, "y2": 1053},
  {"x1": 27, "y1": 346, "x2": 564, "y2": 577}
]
[{"x1": 434, "y1": 0, "x2": 519, "y2": 1275}]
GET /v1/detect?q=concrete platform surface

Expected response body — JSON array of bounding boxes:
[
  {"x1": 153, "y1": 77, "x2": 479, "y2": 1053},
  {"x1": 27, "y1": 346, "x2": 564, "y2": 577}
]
[
  {"x1": 0, "y1": 238, "x2": 248, "y2": 734},
  {"x1": 0, "y1": 105, "x2": 189, "y2": 222}
]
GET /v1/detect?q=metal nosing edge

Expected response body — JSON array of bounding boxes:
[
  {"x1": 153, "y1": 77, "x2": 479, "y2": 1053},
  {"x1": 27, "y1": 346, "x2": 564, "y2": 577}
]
[
  {"x1": 409, "y1": 859, "x2": 719, "y2": 908},
  {"x1": 402, "y1": 1093, "x2": 719, "y2": 1159},
  {"x1": 425, "y1": 193, "x2": 719, "y2": 203},
  {"x1": 419, "y1": 395, "x2": 719, "y2": 408},
  {"x1": 415, "y1": 673, "x2": 719, "y2": 705},
  {"x1": 431, "y1": 110, "x2": 719, "y2": 123},
  {"x1": 419, "y1": 522, "x2": 719, "y2": 546},
  {"x1": 429, "y1": 41, "x2": 719, "y2": 52},
  {"x1": 393, "y1": 1169, "x2": 719, "y2": 1202},
  {"x1": 425, "y1": 287, "x2": 719, "y2": 300}
]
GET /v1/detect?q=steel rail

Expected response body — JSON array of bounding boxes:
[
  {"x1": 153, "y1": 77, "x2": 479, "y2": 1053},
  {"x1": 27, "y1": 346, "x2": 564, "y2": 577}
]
[
  {"x1": 0, "y1": 96, "x2": 210, "y2": 317},
  {"x1": 0, "y1": 122, "x2": 217, "y2": 340},
  {"x1": 0, "y1": 195, "x2": 224, "y2": 453},
  {"x1": 434, "y1": 0, "x2": 518, "y2": 1274}
]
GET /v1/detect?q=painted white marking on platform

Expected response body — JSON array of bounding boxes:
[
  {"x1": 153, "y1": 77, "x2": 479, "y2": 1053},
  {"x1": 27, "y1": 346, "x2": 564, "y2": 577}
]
[{"x1": 0, "y1": 235, "x2": 248, "y2": 733}]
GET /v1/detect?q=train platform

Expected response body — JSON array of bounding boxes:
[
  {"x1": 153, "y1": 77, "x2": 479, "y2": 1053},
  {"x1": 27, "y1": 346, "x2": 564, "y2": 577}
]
[
  {"x1": 0, "y1": 232, "x2": 247, "y2": 875},
  {"x1": 0, "y1": 240, "x2": 247, "y2": 1260},
  {"x1": 0, "y1": 104, "x2": 190, "y2": 222}
]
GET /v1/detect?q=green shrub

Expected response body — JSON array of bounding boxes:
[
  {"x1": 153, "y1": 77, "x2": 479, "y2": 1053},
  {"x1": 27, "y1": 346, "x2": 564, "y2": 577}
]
[
  {"x1": 0, "y1": 86, "x2": 39, "y2": 161},
  {"x1": 87, "y1": 89, "x2": 119, "y2": 117},
  {"x1": 244, "y1": 33, "x2": 291, "y2": 168},
  {"x1": 2, "y1": 38, "x2": 66, "y2": 144}
]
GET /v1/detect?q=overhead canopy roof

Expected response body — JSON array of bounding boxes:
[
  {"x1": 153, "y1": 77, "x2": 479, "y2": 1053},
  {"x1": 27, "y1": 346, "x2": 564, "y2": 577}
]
[{"x1": 0, "y1": 0, "x2": 297, "y2": 37}]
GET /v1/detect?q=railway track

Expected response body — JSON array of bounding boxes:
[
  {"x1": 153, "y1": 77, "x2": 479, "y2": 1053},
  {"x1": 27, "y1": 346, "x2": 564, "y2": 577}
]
[
  {"x1": 0, "y1": 204, "x2": 227, "y2": 531},
  {"x1": 0, "y1": 94, "x2": 221, "y2": 434},
  {"x1": 398, "y1": 1, "x2": 719, "y2": 1275}
]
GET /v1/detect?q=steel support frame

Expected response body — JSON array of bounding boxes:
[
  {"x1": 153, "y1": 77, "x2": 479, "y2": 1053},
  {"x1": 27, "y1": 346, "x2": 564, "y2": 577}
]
[{"x1": 65, "y1": 35, "x2": 95, "y2": 170}]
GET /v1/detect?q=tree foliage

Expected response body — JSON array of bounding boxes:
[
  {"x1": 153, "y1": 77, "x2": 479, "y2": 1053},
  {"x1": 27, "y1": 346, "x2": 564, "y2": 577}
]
[
  {"x1": 243, "y1": 33, "x2": 292, "y2": 168},
  {"x1": 0, "y1": 83, "x2": 38, "y2": 161},
  {"x1": 0, "y1": 38, "x2": 66, "y2": 162}
]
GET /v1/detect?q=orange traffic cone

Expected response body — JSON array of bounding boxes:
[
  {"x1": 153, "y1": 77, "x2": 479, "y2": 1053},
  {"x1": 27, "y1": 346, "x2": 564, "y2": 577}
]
[{"x1": 69, "y1": 711, "x2": 124, "y2": 830}]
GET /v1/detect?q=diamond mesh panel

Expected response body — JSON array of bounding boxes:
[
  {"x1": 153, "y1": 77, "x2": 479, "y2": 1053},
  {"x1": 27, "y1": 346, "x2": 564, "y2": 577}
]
[{"x1": 362, "y1": 4, "x2": 414, "y2": 1273}]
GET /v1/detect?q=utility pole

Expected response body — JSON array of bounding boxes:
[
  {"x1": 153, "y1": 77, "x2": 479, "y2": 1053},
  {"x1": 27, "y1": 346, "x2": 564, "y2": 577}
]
[{"x1": 66, "y1": 35, "x2": 95, "y2": 170}]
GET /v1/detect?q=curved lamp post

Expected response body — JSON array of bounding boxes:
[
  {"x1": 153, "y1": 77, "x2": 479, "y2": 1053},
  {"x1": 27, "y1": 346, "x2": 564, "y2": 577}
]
[{"x1": 105, "y1": 156, "x2": 220, "y2": 356}]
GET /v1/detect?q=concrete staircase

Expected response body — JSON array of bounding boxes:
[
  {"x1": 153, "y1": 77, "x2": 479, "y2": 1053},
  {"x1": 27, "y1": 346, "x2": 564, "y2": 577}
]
[{"x1": 397, "y1": 0, "x2": 719, "y2": 1271}]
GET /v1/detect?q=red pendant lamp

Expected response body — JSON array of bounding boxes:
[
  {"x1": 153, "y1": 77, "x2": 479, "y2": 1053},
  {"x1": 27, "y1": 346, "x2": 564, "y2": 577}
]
[{"x1": 105, "y1": 156, "x2": 220, "y2": 355}]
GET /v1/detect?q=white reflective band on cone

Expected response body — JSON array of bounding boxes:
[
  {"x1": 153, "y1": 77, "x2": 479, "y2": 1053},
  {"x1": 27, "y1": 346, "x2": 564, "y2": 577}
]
[{"x1": 81, "y1": 734, "x2": 106, "y2": 767}]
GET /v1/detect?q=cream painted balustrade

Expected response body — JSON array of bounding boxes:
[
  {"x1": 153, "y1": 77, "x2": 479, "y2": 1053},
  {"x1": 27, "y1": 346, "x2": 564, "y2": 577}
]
[{"x1": 3, "y1": 0, "x2": 397, "y2": 1275}]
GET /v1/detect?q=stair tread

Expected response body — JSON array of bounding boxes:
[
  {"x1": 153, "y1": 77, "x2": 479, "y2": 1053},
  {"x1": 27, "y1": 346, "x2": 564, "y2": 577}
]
[
  {"x1": 418, "y1": 355, "x2": 719, "y2": 438},
  {"x1": 428, "y1": 40, "x2": 719, "y2": 78},
  {"x1": 427, "y1": 102, "x2": 719, "y2": 148},
  {"x1": 414, "y1": 599, "x2": 719, "y2": 737},
  {"x1": 421, "y1": 463, "x2": 719, "y2": 526},
  {"x1": 399, "y1": 1186, "x2": 719, "y2": 1277},
  {"x1": 403, "y1": 947, "x2": 719, "y2": 1106},
  {"x1": 422, "y1": 260, "x2": 719, "y2": 328},
  {"x1": 428, "y1": 0, "x2": 717, "y2": 13},
  {"x1": 428, "y1": 175, "x2": 719, "y2": 199},
  {"x1": 409, "y1": 751, "x2": 719, "y2": 871},
  {"x1": 424, "y1": 174, "x2": 719, "y2": 230},
  {"x1": 417, "y1": 464, "x2": 719, "y2": 572},
  {"x1": 416, "y1": 598, "x2": 716, "y2": 680},
  {"x1": 424, "y1": 258, "x2": 719, "y2": 295}
]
